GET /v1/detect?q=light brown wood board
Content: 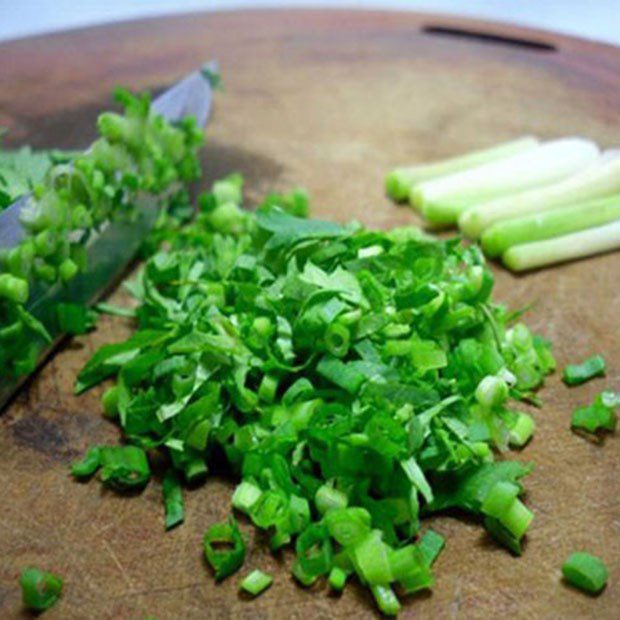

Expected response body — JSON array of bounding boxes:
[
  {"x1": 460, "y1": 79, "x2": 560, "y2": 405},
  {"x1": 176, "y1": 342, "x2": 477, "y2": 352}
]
[{"x1": 0, "y1": 9, "x2": 618, "y2": 619}]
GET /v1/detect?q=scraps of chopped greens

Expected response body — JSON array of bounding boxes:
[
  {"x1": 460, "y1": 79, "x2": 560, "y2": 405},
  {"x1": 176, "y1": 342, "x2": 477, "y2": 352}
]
[
  {"x1": 562, "y1": 354, "x2": 606, "y2": 386},
  {"x1": 562, "y1": 552, "x2": 608, "y2": 595},
  {"x1": 20, "y1": 567, "x2": 63, "y2": 612},
  {"x1": 571, "y1": 391, "x2": 619, "y2": 436},
  {"x1": 71, "y1": 172, "x2": 556, "y2": 615}
]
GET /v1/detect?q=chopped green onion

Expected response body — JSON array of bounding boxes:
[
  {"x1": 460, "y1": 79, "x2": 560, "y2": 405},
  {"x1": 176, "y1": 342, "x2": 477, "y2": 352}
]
[
  {"x1": 475, "y1": 375, "x2": 509, "y2": 409},
  {"x1": 480, "y1": 195, "x2": 620, "y2": 257},
  {"x1": 0, "y1": 273, "x2": 29, "y2": 304},
  {"x1": 315, "y1": 484, "x2": 348, "y2": 515},
  {"x1": 352, "y1": 530, "x2": 392, "y2": 586},
  {"x1": 508, "y1": 413, "x2": 536, "y2": 447},
  {"x1": 56, "y1": 302, "x2": 97, "y2": 335},
  {"x1": 71, "y1": 446, "x2": 102, "y2": 478},
  {"x1": 232, "y1": 480, "x2": 263, "y2": 514},
  {"x1": 370, "y1": 584, "x2": 401, "y2": 616},
  {"x1": 99, "y1": 445, "x2": 151, "y2": 491},
  {"x1": 562, "y1": 552, "x2": 608, "y2": 595},
  {"x1": 483, "y1": 516, "x2": 523, "y2": 555},
  {"x1": 162, "y1": 470, "x2": 184, "y2": 530},
  {"x1": 502, "y1": 220, "x2": 620, "y2": 271},
  {"x1": 324, "y1": 507, "x2": 372, "y2": 547},
  {"x1": 20, "y1": 567, "x2": 63, "y2": 611},
  {"x1": 328, "y1": 566, "x2": 349, "y2": 591},
  {"x1": 563, "y1": 355, "x2": 606, "y2": 386},
  {"x1": 417, "y1": 529, "x2": 445, "y2": 566},
  {"x1": 571, "y1": 391, "x2": 618, "y2": 434},
  {"x1": 95, "y1": 302, "x2": 137, "y2": 318},
  {"x1": 203, "y1": 518, "x2": 246, "y2": 580},
  {"x1": 385, "y1": 137, "x2": 539, "y2": 202},
  {"x1": 239, "y1": 569, "x2": 273, "y2": 597},
  {"x1": 459, "y1": 154, "x2": 620, "y2": 238},
  {"x1": 413, "y1": 138, "x2": 599, "y2": 225}
]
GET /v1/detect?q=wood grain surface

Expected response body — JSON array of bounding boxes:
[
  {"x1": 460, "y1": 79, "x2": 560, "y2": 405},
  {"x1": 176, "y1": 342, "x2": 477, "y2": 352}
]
[{"x1": 0, "y1": 9, "x2": 619, "y2": 619}]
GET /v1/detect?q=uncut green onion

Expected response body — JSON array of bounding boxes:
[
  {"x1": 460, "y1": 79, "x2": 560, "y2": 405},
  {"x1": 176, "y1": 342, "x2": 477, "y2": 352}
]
[
  {"x1": 503, "y1": 219, "x2": 620, "y2": 271},
  {"x1": 459, "y1": 153, "x2": 620, "y2": 238},
  {"x1": 239, "y1": 569, "x2": 273, "y2": 597},
  {"x1": 162, "y1": 470, "x2": 185, "y2": 530},
  {"x1": 20, "y1": 567, "x2": 63, "y2": 612},
  {"x1": 480, "y1": 195, "x2": 620, "y2": 257},
  {"x1": 412, "y1": 138, "x2": 599, "y2": 225},
  {"x1": 562, "y1": 552, "x2": 608, "y2": 595},
  {"x1": 203, "y1": 518, "x2": 246, "y2": 580},
  {"x1": 385, "y1": 136, "x2": 539, "y2": 202},
  {"x1": 563, "y1": 355, "x2": 606, "y2": 386}
]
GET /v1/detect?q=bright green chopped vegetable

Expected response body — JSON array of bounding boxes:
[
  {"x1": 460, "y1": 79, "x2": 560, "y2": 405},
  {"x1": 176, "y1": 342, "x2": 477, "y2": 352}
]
[
  {"x1": 74, "y1": 175, "x2": 555, "y2": 615},
  {"x1": 56, "y1": 302, "x2": 98, "y2": 335},
  {"x1": 0, "y1": 144, "x2": 73, "y2": 210},
  {"x1": 502, "y1": 220, "x2": 620, "y2": 271},
  {"x1": 459, "y1": 153, "x2": 620, "y2": 238},
  {"x1": 562, "y1": 355, "x2": 606, "y2": 386},
  {"x1": 203, "y1": 518, "x2": 246, "y2": 580},
  {"x1": 412, "y1": 138, "x2": 599, "y2": 225},
  {"x1": 0, "y1": 87, "x2": 203, "y2": 378},
  {"x1": 162, "y1": 470, "x2": 185, "y2": 530},
  {"x1": 417, "y1": 529, "x2": 445, "y2": 566},
  {"x1": 385, "y1": 137, "x2": 539, "y2": 202},
  {"x1": 240, "y1": 569, "x2": 273, "y2": 596},
  {"x1": 571, "y1": 391, "x2": 618, "y2": 435},
  {"x1": 480, "y1": 195, "x2": 620, "y2": 257},
  {"x1": 71, "y1": 445, "x2": 150, "y2": 491},
  {"x1": 562, "y1": 552, "x2": 608, "y2": 595},
  {"x1": 20, "y1": 567, "x2": 63, "y2": 612}
]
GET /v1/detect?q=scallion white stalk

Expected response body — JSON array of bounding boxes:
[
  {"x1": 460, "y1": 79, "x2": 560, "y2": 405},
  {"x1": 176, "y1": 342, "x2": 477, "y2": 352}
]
[
  {"x1": 459, "y1": 151, "x2": 620, "y2": 238},
  {"x1": 412, "y1": 138, "x2": 600, "y2": 226},
  {"x1": 385, "y1": 136, "x2": 539, "y2": 202},
  {"x1": 503, "y1": 219, "x2": 620, "y2": 271},
  {"x1": 481, "y1": 194, "x2": 620, "y2": 257}
]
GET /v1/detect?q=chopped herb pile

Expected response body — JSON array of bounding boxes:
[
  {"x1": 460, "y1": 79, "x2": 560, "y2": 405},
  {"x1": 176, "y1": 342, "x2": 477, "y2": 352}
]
[
  {"x1": 563, "y1": 354, "x2": 606, "y2": 386},
  {"x1": 0, "y1": 89, "x2": 203, "y2": 378},
  {"x1": 73, "y1": 173, "x2": 556, "y2": 614},
  {"x1": 20, "y1": 567, "x2": 63, "y2": 612},
  {"x1": 562, "y1": 552, "x2": 608, "y2": 595}
]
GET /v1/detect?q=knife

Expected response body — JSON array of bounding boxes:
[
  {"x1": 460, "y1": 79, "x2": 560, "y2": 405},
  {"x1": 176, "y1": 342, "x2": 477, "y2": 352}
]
[{"x1": 0, "y1": 66, "x2": 215, "y2": 409}]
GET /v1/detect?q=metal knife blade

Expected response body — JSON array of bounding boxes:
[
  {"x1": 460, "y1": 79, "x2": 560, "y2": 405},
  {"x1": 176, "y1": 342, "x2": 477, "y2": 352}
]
[{"x1": 0, "y1": 66, "x2": 215, "y2": 409}]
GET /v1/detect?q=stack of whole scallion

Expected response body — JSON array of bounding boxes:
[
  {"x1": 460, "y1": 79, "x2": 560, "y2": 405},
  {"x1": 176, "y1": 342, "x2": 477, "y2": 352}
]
[
  {"x1": 386, "y1": 137, "x2": 620, "y2": 270},
  {"x1": 0, "y1": 90, "x2": 203, "y2": 377},
  {"x1": 73, "y1": 173, "x2": 555, "y2": 615}
]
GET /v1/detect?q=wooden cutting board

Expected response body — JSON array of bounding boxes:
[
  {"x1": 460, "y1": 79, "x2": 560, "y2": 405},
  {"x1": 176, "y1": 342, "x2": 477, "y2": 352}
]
[{"x1": 0, "y1": 10, "x2": 618, "y2": 619}]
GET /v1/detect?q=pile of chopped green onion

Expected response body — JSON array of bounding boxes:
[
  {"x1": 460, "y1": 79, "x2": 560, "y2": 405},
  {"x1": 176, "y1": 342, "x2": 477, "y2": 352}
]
[
  {"x1": 0, "y1": 90, "x2": 203, "y2": 377},
  {"x1": 73, "y1": 171, "x2": 558, "y2": 614},
  {"x1": 387, "y1": 137, "x2": 620, "y2": 270}
]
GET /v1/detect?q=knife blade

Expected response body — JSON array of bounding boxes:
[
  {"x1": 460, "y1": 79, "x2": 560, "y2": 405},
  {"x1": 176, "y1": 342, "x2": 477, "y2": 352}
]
[{"x1": 0, "y1": 66, "x2": 215, "y2": 409}]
